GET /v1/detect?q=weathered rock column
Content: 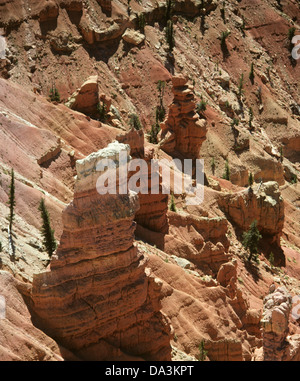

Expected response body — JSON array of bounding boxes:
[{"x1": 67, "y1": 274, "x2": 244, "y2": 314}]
[
  {"x1": 159, "y1": 74, "x2": 207, "y2": 159},
  {"x1": 261, "y1": 286, "x2": 292, "y2": 361},
  {"x1": 31, "y1": 141, "x2": 171, "y2": 360}
]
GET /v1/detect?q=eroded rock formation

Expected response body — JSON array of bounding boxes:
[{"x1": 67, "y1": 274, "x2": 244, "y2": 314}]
[
  {"x1": 0, "y1": 271, "x2": 80, "y2": 360},
  {"x1": 31, "y1": 141, "x2": 171, "y2": 360},
  {"x1": 218, "y1": 181, "x2": 284, "y2": 247},
  {"x1": 260, "y1": 286, "x2": 300, "y2": 361},
  {"x1": 159, "y1": 74, "x2": 207, "y2": 159},
  {"x1": 65, "y1": 75, "x2": 99, "y2": 117},
  {"x1": 165, "y1": 212, "x2": 230, "y2": 274}
]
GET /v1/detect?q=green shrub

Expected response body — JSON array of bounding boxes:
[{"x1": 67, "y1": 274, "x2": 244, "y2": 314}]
[
  {"x1": 220, "y1": 30, "x2": 231, "y2": 53},
  {"x1": 129, "y1": 113, "x2": 142, "y2": 130},
  {"x1": 231, "y1": 118, "x2": 239, "y2": 127},
  {"x1": 49, "y1": 86, "x2": 60, "y2": 102},
  {"x1": 291, "y1": 173, "x2": 297, "y2": 184},
  {"x1": 97, "y1": 101, "x2": 109, "y2": 123},
  {"x1": 196, "y1": 97, "x2": 207, "y2": 114},
  {"x1": 288, "y1": 27, "x2": 296, "y2": 43}
]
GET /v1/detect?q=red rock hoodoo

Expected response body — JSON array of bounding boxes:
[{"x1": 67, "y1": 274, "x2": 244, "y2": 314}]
[
  {"x1": 31, "y1": 142, "x2": 172, "y2": 360},
  {"x1": 160, "y1": 74, "x2": 207, "y2": 159}
]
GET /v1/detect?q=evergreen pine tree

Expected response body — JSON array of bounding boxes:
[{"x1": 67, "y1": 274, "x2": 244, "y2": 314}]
[
  {"x1": 7, "y1": 168, "x2": 15, "y2": 233},
  {"x1": 165, "y1": 20, "x2": 175, "y2": 52},
  {"x1": 211, "y1": 157, "x2": 216, "y2": 176},
  {"x1": 149, "y1": 123, "x2": 160, "y2": 144},
  {"x1": 129, "y1": 113, "x2": 142, "y2": 130},
  {"x1": 248, "y1": 172, "x2": 254, "y2": 187},
  {"x1": 242, "y1": 220, "x2": 262, "y2": 262},
  {"x1": 249, "y1": 62, "x2": 254, "y2": 84},
  {"x1": 248, "y1": 107, "x2": 254, "y2": 130},
  {"x1": 222, "y1": 159, "x2": 230, "y2": 181},
  {"x1": 49, "y1": 85, "x2": 60, "y2": 102},
  {"x1": 198, "y1": 340, "x2": 208, "y2": 361},
  {"x1": 156, "y1": 80, "x2": 166, "y2": 121},
  {"x1": 38, "y1": 198, "x2": 57, "y2": 258}
]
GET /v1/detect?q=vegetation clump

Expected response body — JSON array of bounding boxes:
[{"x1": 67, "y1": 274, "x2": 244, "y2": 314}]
[
  {"x1": 38, "y1": 198, "x2": 57, "y2": 259},
  {"x1": 222, "y1": 159, "x2": 230, "y2": 181},
  {"x1": 242, "y1": 220, "x2": 262, "y2": 262},
  {"x1": 7, "y1": 168, "x2": 15, "y2": 234},
  {"x1": 97, "y1": 101, "x2": 109, "y2": 123},
  {"x1": 49, "y1": 85, "x2": 60, "y2": 102},
  {"x1": 129, "y1": 113, "x2": 142, "y2": 131},
  {"x1": 169, "y1": 193, "x2": 177, "y2": 212}
]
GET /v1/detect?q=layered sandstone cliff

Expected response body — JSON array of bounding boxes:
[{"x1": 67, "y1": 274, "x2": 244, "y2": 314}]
[{"x1": 31, "y1": 141, "x2": 171, "y2": 360}]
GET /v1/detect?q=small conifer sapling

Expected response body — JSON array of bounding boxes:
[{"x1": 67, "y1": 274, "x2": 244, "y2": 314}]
[
  {"x1": 242, "y1": 220, "x2": 262, "y2": 262},
  {"x1": 38, "y1": 198, "x2": 57, "y2": 258},
  {"x1": 7, "y1": 168, "x2": 15, "y2": 234}
]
